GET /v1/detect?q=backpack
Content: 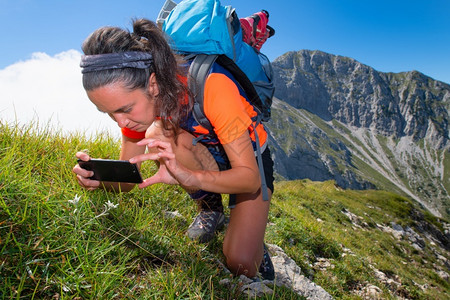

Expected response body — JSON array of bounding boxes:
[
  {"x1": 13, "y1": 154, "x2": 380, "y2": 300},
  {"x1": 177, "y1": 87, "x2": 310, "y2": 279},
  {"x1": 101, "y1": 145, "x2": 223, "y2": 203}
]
[
  {"x1": 158, "y1": 0, "x2": 275, "y2": 200},
  {"x1": 159, "y1": 0, "x2": 275, "y2": 122}
]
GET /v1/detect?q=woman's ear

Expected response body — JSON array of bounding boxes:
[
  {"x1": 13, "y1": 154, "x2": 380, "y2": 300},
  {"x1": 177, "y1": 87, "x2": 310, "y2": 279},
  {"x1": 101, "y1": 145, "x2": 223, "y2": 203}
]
[{"x1": 147, "y1": 73, "x2": 159, "y2": 97}]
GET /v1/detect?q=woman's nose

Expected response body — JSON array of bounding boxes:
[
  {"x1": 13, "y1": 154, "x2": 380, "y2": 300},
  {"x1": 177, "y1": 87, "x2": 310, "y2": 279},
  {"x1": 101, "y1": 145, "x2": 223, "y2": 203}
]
[{"x1": 110, "y1": 113, "x2": 128, "y2": 128}]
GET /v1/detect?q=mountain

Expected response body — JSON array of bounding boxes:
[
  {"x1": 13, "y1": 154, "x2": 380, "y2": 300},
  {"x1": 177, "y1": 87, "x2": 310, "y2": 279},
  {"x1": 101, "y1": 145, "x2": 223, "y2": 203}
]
[{"x1": 267, "y1": 50, "x2": 450, "y2": 219}]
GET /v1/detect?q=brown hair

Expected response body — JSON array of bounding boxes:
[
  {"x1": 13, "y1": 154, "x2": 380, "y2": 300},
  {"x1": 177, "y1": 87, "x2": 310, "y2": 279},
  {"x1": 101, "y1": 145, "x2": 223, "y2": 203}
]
[{"x1": 81, "y1": 18, "x2": 190, "y2": 138}]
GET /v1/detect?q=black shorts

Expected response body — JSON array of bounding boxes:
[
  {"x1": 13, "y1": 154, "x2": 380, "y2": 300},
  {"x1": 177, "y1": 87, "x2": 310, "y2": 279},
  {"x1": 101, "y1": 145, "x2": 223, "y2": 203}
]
[{"x1": 259, "y1": 147, "x2": 275, "y2": 193}]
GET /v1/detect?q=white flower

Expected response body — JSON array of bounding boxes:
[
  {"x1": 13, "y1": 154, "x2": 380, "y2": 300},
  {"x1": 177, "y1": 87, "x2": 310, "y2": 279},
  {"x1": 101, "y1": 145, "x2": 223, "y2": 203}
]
[
  {"x1": 104, "y1": 200, "x2": 119, "y2": 210},
  {"x1": 68, "y1": 194, "x2": 81, "y2": 205}
]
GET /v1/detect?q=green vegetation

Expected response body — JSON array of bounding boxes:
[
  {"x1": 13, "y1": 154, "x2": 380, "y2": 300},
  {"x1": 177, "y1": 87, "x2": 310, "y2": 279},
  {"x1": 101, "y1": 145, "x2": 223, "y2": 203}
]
[
  {"x1": 270, "y1": 181, "x2": 449, "y2": 299},
  {"x1": 1, "y1": 121, "x2": 448, "y2": 299}
]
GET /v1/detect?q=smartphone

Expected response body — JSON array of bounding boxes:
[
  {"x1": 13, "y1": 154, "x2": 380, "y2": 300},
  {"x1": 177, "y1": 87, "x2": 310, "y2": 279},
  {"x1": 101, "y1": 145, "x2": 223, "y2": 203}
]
[{"x1": 78, "y1": 159, "x2": 143, "y2": 183}]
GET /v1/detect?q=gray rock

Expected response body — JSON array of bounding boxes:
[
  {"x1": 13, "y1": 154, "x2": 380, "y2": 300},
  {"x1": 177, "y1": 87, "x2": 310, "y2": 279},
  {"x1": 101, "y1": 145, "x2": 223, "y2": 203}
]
[
  {"x1": 269, "y1": 244, "x2": 333, "y2": 299},
  {"x1": 353, "y1": 284, "x2": 383, "y2": 299},
  {"x1": 218, "y1": 244, "x2": 333, "y2": 299}
]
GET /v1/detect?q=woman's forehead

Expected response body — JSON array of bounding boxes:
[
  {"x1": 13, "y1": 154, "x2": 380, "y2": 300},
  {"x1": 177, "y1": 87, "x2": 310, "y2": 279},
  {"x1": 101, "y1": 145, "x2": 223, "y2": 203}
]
[{"x1": 87, "y1": 84, "x2": 135, "y2": 111}]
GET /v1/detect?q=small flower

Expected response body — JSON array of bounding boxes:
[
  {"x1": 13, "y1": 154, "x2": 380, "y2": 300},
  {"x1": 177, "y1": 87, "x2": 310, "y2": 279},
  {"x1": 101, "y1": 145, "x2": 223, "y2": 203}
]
[
  {"x1": 104, "y1": 200, "x2": 119, "y2": 210},
  {"x1": 68, "y1": 194, "x2": 81, "y2": 205}
]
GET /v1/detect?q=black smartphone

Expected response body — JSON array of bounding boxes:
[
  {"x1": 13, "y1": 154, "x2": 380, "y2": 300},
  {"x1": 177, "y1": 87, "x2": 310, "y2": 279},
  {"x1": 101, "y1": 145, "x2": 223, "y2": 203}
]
[{"x1": 78, "y1": 159, "x2": 143, "y2": 183}]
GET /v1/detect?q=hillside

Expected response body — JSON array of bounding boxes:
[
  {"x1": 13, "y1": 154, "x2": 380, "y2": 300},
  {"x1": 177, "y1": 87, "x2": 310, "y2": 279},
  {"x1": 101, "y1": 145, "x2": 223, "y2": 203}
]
[
  {"x1": 268, "y1": 50, "x2": 450, "y2": 219},
  {"x1": 1, "y1": 122, "x2": 449, "y2": 299}
]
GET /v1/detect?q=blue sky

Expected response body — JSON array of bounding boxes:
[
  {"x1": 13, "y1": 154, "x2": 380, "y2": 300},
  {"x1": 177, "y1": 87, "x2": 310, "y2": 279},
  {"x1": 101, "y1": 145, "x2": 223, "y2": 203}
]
[
  {"x1": 1, "y1": 0, "x2": 450, "y2": 83},
  {"x1": 1, "y1": 0, "x2": 449, "y2": 137}
]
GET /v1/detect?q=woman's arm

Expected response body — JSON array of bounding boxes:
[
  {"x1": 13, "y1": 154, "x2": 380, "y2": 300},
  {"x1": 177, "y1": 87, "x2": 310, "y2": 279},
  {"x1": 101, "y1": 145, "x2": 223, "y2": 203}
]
[
  {"x1": 196, "y1": 131, "x2": 261, "y2": 194},
  {"x1": 131, "y1": 130, "x2": 261, "y2": 195}
]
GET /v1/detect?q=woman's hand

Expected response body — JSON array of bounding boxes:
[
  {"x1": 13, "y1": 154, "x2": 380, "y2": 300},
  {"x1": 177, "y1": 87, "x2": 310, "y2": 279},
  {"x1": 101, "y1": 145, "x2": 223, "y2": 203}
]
[
  {"x1": 130, "y1": 138, "x2": 197, "y2": 189},
  {"x1": 73, "y1": 151, "x2": 101, "y2": 191}
]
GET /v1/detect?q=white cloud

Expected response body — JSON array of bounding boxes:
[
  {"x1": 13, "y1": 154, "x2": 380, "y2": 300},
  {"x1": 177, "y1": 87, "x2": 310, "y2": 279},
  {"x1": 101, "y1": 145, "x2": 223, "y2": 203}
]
[{"x1": 0, "y1": 50, "x2": 120, "y2": 137}]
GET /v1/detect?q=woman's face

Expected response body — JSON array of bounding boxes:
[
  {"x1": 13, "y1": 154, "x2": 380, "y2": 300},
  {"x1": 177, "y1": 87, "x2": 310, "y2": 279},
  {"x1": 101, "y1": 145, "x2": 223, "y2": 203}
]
[{"x1": 86, "y1": 76, "x2": 158, "y2": 132}]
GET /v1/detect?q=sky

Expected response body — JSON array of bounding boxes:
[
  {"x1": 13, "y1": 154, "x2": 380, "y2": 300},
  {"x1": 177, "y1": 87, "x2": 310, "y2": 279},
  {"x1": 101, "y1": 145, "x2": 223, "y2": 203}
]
[{"x1": 1, "y1": 0, "x2": 449, "y2": 136}]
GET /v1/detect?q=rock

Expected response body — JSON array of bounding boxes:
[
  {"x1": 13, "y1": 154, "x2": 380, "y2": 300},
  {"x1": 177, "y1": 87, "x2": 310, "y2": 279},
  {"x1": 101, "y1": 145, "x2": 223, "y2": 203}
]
[
  {"x1": 436, "y1": 270, "x2": 449, "y2": 281},
  {"x1": 218, "y1": 244, "x2": 333, "y2": 299},
  {"x1": 218, "y1": 276, "x2": 274, "y2": 297},
  {"x1": 404, "y1": 226, "x2": 426, "y2": 249},
  {"x1": 313, "y1": 258, "x2": 334, "y2": 271},
  {"x1": 389, "y1": 222, "x2": 405, "y2": 240},
  {"x1": 342, "y1": 208, "x2": 368, "y2": 229},
  {"x1": 354, "y1": 284, "x2": 383, "y2": 299},
  {"x1": 371, "y1": 268, "x2": 402, "y2": 292},
  {"x1": 218, "y1": 278, "x2": 231, "y2": 286},
  {"x1": 269, "y1": 244, "x2": 333, "y2": 299},
  {"x1": 241, "y1": 281, "x2": 274, "y2": 297}
]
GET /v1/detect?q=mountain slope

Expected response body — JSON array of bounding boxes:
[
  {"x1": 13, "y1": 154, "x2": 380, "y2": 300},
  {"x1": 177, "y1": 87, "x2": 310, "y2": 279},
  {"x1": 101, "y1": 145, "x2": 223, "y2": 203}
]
[
  {"x1": 268, "y1": 180, "x2": 449, "y2": 299},
  {"x1": 268, "y1": 50, "x2": 450, "y2": 218},
  {"x1": 1, "y1": 122, "x2": 449, "y2": 299}
]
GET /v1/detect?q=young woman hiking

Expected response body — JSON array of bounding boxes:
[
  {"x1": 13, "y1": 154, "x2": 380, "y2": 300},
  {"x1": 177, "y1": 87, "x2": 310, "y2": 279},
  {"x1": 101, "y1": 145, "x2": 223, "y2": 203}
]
[{"x1": 72, "y1": 18, "x2": 275, "y2": 280}]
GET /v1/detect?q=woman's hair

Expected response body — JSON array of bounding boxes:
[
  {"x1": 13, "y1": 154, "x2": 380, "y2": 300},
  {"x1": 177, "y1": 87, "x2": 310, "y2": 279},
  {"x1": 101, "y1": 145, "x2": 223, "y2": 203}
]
[{"x1": 81, "y1": 18, "x2": 190, "y2": 137}]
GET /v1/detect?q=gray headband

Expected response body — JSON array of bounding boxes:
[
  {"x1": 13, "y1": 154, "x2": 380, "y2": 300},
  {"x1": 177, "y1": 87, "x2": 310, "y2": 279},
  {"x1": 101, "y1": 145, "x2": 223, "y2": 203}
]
[{"x1": 80, "y1": 51, "x2": 154, "y2": 74}]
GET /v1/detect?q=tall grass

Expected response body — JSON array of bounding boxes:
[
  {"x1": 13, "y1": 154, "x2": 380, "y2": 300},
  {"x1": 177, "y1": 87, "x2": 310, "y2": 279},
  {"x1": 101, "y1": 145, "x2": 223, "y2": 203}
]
[
  {"x1": 1, "y1": 121, "x2": 448, "y2": 299},
  {"x1": 0, "y1": 121, "x2": 301, "y2": 299}
]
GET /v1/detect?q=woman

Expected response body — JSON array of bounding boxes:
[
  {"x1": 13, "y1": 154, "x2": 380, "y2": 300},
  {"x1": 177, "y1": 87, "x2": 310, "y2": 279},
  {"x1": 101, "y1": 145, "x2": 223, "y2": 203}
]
[{"x1": 73, "y1": 18, "x2": 274, "y2": 280}]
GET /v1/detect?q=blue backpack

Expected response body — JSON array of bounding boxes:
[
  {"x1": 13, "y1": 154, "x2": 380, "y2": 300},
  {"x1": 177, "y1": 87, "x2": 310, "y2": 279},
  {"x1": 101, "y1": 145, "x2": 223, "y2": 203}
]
[
  {"x1": 159, "y1": 0, "x2": 274, "y2": 122},
  {"x1": 158, "y1": 0, "x2": 275, "y2": 200}
]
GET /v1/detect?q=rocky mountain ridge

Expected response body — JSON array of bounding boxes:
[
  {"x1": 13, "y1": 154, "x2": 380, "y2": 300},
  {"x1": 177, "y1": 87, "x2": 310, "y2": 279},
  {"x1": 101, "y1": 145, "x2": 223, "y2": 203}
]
[{"x1": 267, "y1": 50, "x2": 450, "y2": 219}]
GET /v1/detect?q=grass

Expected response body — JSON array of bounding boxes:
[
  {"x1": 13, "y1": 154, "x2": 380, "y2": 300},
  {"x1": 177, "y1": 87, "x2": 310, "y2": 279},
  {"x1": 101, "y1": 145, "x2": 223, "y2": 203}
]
[
  {"x1": 1, "y1": 120, "x2": 449, "y2": 299},
  {"x1": 269, "y1": 181, "x2": 449, "y2": 299},
  {"x1": 0, "y1": 121, "x2": 299, "y2": 299}
]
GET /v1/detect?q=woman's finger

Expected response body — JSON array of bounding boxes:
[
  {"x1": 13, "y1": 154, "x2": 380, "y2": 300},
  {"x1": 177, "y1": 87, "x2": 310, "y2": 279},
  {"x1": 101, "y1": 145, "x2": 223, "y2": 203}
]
[
  {"x1": 138, "y1": 175, "x2": 161, "y2": 189},
  {"x1": 73, "y1": 164, "x2": 94, "y2": 179},
  {"x1": 137, "y1": 138, "x2": 172, "y2": 151},
  {"x1": 76, "y1": 175, "x2": 100, "y2": 190},
  {"x1": 130, "y1": 152, "x2": 162, "y2": 164},
  {"x1": 156, "y1": 151, "x2": 176, "y2": 161},
  {"x1": 75, "y1": 151, "x2": 91, "y2": 161}
]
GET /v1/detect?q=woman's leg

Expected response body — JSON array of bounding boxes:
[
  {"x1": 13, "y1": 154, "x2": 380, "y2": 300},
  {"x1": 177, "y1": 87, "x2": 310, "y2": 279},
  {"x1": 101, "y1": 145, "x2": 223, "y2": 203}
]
[{"x1": 222, "y1": 188, "x2": 272, "y2": 278}]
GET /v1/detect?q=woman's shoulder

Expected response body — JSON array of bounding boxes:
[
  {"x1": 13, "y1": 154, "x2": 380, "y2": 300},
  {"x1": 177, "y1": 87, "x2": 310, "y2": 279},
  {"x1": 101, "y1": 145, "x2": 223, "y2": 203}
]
[{"x1": 204, "y1": 72, "x2": 246, "y2": 116}]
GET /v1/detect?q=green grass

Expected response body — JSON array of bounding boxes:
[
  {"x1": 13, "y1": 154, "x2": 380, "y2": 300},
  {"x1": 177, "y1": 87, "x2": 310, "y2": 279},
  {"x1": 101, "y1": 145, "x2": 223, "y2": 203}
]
[
  {"x1": 1, "y1": 121, "x2": 449, "y2": 299},
  {"x1": 268, "y1": 181, "x2": 449, "y2": 299},
  {"x1": 0, "y1": 121, "x2": 300, "y2": 299}
]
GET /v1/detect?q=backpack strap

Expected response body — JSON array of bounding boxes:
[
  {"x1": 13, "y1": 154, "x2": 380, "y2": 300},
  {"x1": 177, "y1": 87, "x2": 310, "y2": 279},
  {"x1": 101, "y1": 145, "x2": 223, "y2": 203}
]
[
  {"x1": 251, "y1": 116, "x2": 270, "y2": 201},
  {"x1": 188, "y1": 53, "x2": 265, "y2": 138},
  {"x1": 215, "y1": 55, "x2": 264, "y2": 114},
  {"x1": 188, "y1": 54, "x2": 218, "y2": 143}
]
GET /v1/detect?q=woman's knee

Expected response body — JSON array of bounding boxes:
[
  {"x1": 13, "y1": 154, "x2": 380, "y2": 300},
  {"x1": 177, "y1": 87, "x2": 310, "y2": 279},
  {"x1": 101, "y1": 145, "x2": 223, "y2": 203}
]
[
  {"x1": 146, "y1": 120, "x2": 170, "y2": 141},
  {"x1": 224, "y1": 248, "x2": 260, "y2": 277},
  {"x1": 147, "y1": 122, "x2": 193, "y2": 149},
  {"x1": 177, "y1": 131, "x2": 219, "y2": 172}
]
